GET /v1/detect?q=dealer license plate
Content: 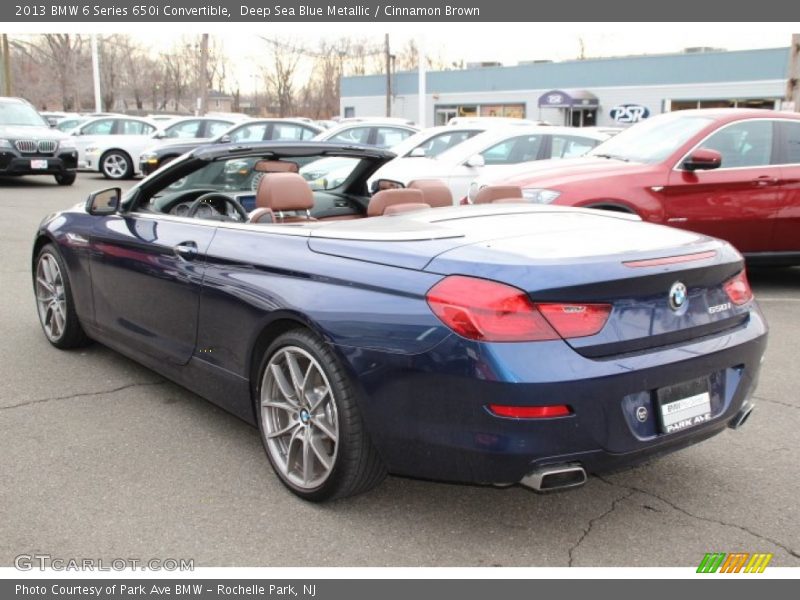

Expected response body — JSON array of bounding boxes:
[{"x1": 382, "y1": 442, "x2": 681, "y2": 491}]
[
  {"x1": 31, "y1": 159, "x2": 48, "y2": 169},
  {"x1": 656, "y1": 378, "x2": 712, "y2": 434}
]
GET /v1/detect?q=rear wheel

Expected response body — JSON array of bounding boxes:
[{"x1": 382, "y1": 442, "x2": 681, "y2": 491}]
[
  {"x1": 34, "y1": 244, "x2": 90, "y2": 349},
  {"x1": 100, "y1": 150, "x2": 133, "y2": 179},
  {"x1": 54, "y1": 172, "x2": 76, "y2": 186},
  {"x1": 256, "y1": 329, "x2": 386, "y2": 501}
]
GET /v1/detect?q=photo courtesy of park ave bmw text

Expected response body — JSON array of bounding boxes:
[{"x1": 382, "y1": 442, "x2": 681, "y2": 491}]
[{"x1": 0, "y1": 0, "x2": 799, "y2": 596}]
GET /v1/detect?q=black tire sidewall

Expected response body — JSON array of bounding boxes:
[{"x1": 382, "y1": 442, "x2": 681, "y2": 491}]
[{"x1": 55, "y1": 172, "x2": 76, "y2": 185}]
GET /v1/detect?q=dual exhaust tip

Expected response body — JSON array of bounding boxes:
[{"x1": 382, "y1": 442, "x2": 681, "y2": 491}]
[
  {"x1": 519, "y1": 404, "x2": 754, "y2": 492},
  {"x1": 519, "y1": 463, "x2": 587, "y2": 492}
]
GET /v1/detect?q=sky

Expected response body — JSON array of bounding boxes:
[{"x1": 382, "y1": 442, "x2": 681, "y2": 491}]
[{"x1": 8, "y1": 22, "x2": 800, "y2": 91}]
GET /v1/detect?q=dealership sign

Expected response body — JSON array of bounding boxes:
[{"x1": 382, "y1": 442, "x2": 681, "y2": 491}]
[{"x1": 610, "y1": 104, "x2": 650, "y2": 123}]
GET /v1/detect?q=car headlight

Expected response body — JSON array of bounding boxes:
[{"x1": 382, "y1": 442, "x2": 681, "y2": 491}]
[
  {"x1": 522, "y1": 188, "x2": 561, "y2": 204},
  {"x1": 0, "y1": 139, "x2": 12, "y2": 149},
  {"x1": 140, "y1": 152, "x2": 158, "y2": 163},
  {"x1": 58, "y1": 139, "x2": 76, "y2": 150}
]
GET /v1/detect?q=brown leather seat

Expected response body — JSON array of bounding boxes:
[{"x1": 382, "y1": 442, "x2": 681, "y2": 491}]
[
  {"x1": 383, "y1": 203, "x2": 431, "y2": 216},
  {"x1": 408, "y1": 179, "x2": 453, "y2": 207},
  {"x1": 492, "y1": 197, "x2": 527, "y2": 204},
  {"x1": 367, "y1": 188, "x2": 427, "y2": 216},
  {"x1": 474, "y1": 185, "x2": 524, "y2": 204},
  {"x1": 250, "y1": 172, "x2": 315, "y2": 223}
]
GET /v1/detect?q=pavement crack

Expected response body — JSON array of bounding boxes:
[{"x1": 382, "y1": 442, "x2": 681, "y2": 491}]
[
  {"x1": 752, "y1": 395, "x2": 799, "y2": 411},
  {"x1": 568, "y1": 487, "x2": 635, "y2": 567},
  {"x1": 596, "y1": 475, "x2": 800, "y2": 561},
  {"x1": 0, "y1": 380, "x2": 168, "y2": 411}
]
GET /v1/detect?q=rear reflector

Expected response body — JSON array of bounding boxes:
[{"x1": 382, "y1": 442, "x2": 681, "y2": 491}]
[
  {"x1": 489, "y1": 404, "x2": 572, "y2": 418},
  {"x1": 623, "y1": 250, "x2": 717, "y2": 268},
  {"x1": 724, "y1": 270, "x2": 753, "y2": 305},
  {"x1": 426, "y1": 275, "x2": 611, "y2": 342}
]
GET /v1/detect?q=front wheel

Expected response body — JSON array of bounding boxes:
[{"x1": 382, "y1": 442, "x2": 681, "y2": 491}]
[
  {"x1": 256, "y1": 329, "x2": 386, "y2": 501},
  {"x1": 54, "y1": 172, "x2": 76, "y2": 186},
  {"x1": 33, "y1": 244, "x2": 90, "y2": 349},
  {"x1": 100, "y1": 150, "x2": 133, "y2": 179}
]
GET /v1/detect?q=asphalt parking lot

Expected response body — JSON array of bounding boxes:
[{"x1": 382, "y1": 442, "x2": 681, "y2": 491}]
[{"x1": 1, "y1": 173, "x2": 798, "y2": 568}]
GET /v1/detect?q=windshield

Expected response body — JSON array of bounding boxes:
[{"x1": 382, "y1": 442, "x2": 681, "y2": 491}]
[
  {"x1": 588, "y1": 114, "x2": 714, "y2": 163},
  {"x1": 0, "y1": 102, "x2": 48, "y2": 127}
]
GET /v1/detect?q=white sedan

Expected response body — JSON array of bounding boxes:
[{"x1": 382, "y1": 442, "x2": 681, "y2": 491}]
[{"x1": 367, "y1": 126, "x2": 611, "y2": 202}]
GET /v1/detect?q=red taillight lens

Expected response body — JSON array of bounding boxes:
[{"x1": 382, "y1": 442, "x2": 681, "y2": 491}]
[
  {"x1": 488, "y1": 404, "x2": 572, "y2": 418},
  {"x1": 537, "y1": 303, "x2": 612, "y2": 339},
  {"x1": 724, "y1": 271, "x2": 753, "y2": 305},
  {"x1": 426, "y1": 276, "x2": 559, "y2": 342},
  {"x1": 426, "y1": 275, "x2": 611, "y2": 342},
  {"x1": 459, "y1": 196, "x2": 470, "y2": 205}
]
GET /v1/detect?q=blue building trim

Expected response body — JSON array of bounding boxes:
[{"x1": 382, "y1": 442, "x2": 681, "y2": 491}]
[{"x1": 341, "y1": 47, "x2": 790, "y2": 97}]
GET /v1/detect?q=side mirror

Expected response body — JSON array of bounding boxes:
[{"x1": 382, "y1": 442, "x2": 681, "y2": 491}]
[
  {"x1": 408, "y1": 147, "x2": 426, "y2": 157},
  {"x1": 683, "y1": 148, "x2": 722, "y2": 171},
  {"x1": 218, "y1": 134, "x2": 231, "y2": 144},
  {"x1": 47, "y1": 118, "x2": 58, "y2": 128},
  {"x1": 152, "y1": 131, "x2": 166, "y2": 139},
  {"x1": 465, "y1": 154, "x2": 485, "y2": 168},
  {"x1": 85, "y1": 188, "x2": 121, "y2": 216}
]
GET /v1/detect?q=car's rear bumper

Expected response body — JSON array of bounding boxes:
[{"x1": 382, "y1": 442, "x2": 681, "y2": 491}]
[
  {"x1": 338, "y1": 308, "x2": 768, "y2": 485},
  {"x1": 0, "y1": 151, "x2": 78, "y2": 176}
]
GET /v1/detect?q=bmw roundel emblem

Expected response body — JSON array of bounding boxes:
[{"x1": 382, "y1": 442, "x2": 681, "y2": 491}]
[
  {"x1": 668, "y1": 281, "x2": 688, "y2": 311},
  {"x1": 636, "y1": 406, "x2": 648, "y2": 422}
]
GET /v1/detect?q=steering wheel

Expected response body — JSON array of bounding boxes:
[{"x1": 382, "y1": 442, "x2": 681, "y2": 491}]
[{"x1": 185, "y1": 192, "x2": 248, "y2": 221}]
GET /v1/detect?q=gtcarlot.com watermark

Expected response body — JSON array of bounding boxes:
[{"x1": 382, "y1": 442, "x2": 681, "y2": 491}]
[{"x1": 14, "y1": 554, "x2": 194, "y2": 571}]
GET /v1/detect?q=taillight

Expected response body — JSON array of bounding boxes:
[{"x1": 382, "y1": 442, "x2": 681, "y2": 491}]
[
  {"x1": 724, "y1": 271, "x2": 753, "y2": 305},
  {"x1": 537, "y1": 303, "x2": 611, "y2": 339},
  {"x1": 488, "y1": 404, "x2": 572, "y2": 418},
  {"x1": 426, "y1": 275, "x2": 611, "y2": 342}
]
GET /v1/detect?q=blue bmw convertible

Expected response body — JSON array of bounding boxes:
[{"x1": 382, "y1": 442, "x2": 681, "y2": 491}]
[{"x1": 32, "y1": 142, "x2": 767, "y2": 501}]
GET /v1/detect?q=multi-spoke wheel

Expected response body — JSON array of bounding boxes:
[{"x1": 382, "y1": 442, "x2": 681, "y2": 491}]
[
  {"x1": 257, "y1": 330, "x2": 386, "y2": 501},
  {"x1": 100, "y1": 150, "x2": 133, "y2": 179},
  {"x1": 33, "y1": 244, "x2": 90, "y2": 349}
]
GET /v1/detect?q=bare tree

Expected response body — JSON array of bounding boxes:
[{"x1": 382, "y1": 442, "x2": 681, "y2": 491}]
[{"x1": 260, "y1": 37, "x2": 301, "y2": 117}]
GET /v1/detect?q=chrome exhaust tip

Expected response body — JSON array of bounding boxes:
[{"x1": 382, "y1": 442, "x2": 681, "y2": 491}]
[
  {"x1": 519, "y1": 463, "x2": 587, "y2": 492},
  {"x1": 729, "y1": 403, "x2": 754, "y2": 430}
]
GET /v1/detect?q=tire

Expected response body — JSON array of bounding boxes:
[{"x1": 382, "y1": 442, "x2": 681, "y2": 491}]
[
  {"x1": 256, "y1": 329, "x2": 386, "y2": 501},
  {"x1": 100, "y1": 150, "x2": 133, "y2": 180},
  {"x1": 33, "y1": 244, "x2": 91, "y2": 349},
  {"x1": 54, "y1": 172, "x2": 76, "y2": 186}
]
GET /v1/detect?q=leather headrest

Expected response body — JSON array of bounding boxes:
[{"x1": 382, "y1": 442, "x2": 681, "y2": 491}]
[
  {"x1": 383, "y1": 203, "x2": 431, "y2": 216},
  {"x1": 254, "y1": 160, "x2": 299, "y2": 173},
  {"x1": 368, "y1": 188, "x2": 425, "y2": 217},
  {"x1": 474, "y1": 185, "x2": 523, "y2": 204},
  {"x1": 256, "y1": 172, "x2": 314, "y2": 212},
  {"x1": 408, "y1": 179, "x2": 452, "y2": 207}
]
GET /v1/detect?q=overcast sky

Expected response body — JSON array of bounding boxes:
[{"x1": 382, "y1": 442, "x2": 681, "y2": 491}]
[{"x1": 9, "y1": 22, "x2": 800, "y2": 89}]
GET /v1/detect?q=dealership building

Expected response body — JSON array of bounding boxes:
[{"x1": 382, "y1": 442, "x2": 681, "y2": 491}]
[{"x1": 339, "y1": 47, "x2": 792, "y2": 127}]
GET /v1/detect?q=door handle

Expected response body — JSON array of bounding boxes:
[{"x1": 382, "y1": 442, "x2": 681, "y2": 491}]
[
  {"x1": 174, "y1": 241, "x2": 198, "y2": 260},
  {"x1": 753, "y1": 176, "x2": 779, "y2": 186}
]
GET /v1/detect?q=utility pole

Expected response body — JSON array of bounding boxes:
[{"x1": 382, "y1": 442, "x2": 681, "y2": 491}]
[
  {"x1": 199, "y1": 34, "x2": 209, "y2": 116},
  {"x1": 786, "y1": 33, "x2": 800, "y2": 112},
  {"x1": 417, "y1": 35, "x2": 426, "y2": 128},
  {"x1": 91, "y1": 34, "x2": 102, "y2": 112},
  {"x1": 1, "y1": 34, "x2": 12, "y2": 96},
  {"x1": 385, "y1": 33, "x2": 391, "y2": 117}
]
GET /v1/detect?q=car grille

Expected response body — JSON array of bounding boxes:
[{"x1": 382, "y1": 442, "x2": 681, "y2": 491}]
[{"x1": 14, "y1": 140, "x2": 58, "y2": 154}]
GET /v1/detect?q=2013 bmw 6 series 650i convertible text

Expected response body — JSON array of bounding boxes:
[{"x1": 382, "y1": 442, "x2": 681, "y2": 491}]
[{"x1": 31, "y1": 142, "x2": 767, "y2": 501}]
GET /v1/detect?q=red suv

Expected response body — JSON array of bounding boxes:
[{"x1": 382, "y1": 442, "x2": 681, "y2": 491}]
[{"x1": 479, "y1": 109, "x2": 800, "y2": 264}]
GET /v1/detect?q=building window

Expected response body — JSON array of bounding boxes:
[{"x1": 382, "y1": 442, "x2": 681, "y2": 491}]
[
  {"x1": 434, "y1": 103, "x2": 526, "y2": 125},
  {"x1": 344, "y1": 106, "x2": 355, "y2": 118},
  {"x1": 670, "y1": 98, "x2": 778, "y2": 111}
]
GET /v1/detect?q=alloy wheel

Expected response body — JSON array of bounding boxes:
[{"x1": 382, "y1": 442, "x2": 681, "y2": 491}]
[
  {"x1": 35, "y1": 253, "x2": 67, "y2": 342},
  {"x1": 102, "y1": 153, "x2": 128, "y2": 178},
  {"x1": 260, "y1": 346, "x2": 339, "y2": 490}
]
